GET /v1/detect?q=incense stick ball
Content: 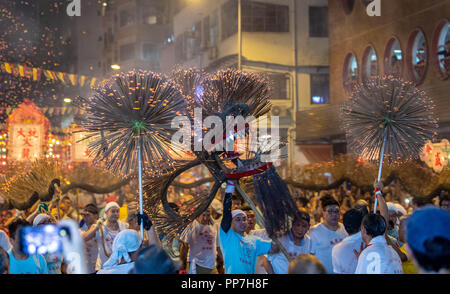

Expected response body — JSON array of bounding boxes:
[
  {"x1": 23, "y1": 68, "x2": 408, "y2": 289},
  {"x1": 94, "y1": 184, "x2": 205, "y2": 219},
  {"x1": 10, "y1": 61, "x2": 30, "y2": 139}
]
[
  {"x1": 341, "y1": 76, "x2": 438, "y2": 162},
  {"x1": 80, "y1": 70, "x2": 188, "y2": 175}
]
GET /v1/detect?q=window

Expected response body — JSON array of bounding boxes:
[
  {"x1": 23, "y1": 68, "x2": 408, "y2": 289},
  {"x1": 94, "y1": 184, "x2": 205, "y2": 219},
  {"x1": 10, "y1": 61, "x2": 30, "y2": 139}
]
[
  {"x1": 310, "y1": 74, "x2": 329, "y2": 104},
  {"x1": 209, "y1": 9, "x2": 219, "y2": 46},
  {"x1": 384, "y1": 37, "x2": 403, "y2": 77},
  {"x1": 120, "y1": 9, "x2": 135, "y2": 27},
  {"x1": 242, "y1": 1, "x2": 289, "y2": 33},
  {"x1": 120, "y1": 43, "x2": 135, "y2": 61},
  {"x1": 186, "y1": 22, "x2": 201, "y2": 59},
  {"x1": 221, "y1": 0, "x2": 238, "y2": 40},
  {"x1": 267, "y1": 72, "x2": 290, "y2": 100},
  {"x1": 343, "y1": 53, "x2": 359, "y2": 94},
  {"x1": 362, "y1": 45, "x2": 378, "y2": 82},
  {"x1": 175, "y1": 34, "x2": 186, "y2": 63},
  {"x1": 407, "y1": 29, "x2": 428, "y2": 85},
  {"x1": 142, "y1": 5, "x2": 160, "y2": 25},
  {"x1": 432, "y1": 20, "x2": 450, "y2": 79},
  {"x1": 142, "y1": 43, "x2": 160, "y2": 67},
  {"x1": 342, "y1": 0, "x2": 355, "y2": 14},
  {"x1": 309, "y1": 7, "x2": 328, "y2": 37}
]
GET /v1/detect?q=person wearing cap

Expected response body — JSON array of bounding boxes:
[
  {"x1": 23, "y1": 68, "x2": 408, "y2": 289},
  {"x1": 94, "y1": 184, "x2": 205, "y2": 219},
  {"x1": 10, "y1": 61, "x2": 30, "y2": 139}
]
[
  {"x1": 97, "y1": 229, "x2": 142, "y2": 274},
  {"x1": 405, "y1": 206, "x2": 450, "y2": 274},
  {"x1": 83, "y1": 201, "x2": 128, "y2": 268},
  {"x1": 219, "y1": 181, "x2": 279, "y2": 274},
  {"x1": 264, "y1": 209, "x2": 313, "y2": 274},
  {"x1": 79, "y1": 204, "x2": 100, "y2": 273},
  {"x1": 331, "y1": 208, "x2": 367, "y2": 274}
]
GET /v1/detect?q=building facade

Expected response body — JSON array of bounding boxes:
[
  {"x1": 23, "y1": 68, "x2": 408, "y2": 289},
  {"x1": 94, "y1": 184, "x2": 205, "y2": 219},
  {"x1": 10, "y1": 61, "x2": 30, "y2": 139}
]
[
  {"x1": 161, "y1": 0, "x2": 330, "y2": 165},
  {"x1": 297, "y1": 0, "x2": 450, "y2": 158},
  {"x1": 101, "y1": 0, "x2": 172, "y2": 77}
]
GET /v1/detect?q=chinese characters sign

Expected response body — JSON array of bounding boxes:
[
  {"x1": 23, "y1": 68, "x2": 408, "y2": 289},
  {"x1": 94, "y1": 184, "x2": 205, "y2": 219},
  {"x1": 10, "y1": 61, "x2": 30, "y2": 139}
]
[
  {"x1": 420, "y1": 139, "x2": 450, "y2": 173},
  {"x1": 8, "y1": 124, "x2": 44, "y2": 161},
  {"x1": 6, "y1": 99, "x2": 49, "y2": 163}
]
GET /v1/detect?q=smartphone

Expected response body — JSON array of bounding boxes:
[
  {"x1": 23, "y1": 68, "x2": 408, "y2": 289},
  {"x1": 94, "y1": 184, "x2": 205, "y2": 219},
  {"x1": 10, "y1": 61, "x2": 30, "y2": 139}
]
[{"x1": 19, "y1": 224, "x2": 71, "y2": 255}]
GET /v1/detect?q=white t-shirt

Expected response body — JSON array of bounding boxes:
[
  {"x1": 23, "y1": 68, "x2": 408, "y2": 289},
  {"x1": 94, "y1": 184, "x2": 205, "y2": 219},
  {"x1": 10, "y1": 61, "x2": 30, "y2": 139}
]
[
  {"x1": 97, "y1": 262, "x2": 135, "y2": 274},
  {"x1": 80, "y1": 223, "x2": 100, "y2": 273},
  {"x1": 267, "y1": 232, "x2": 312, "y2": 274},
  {"x1": 355, "y1": 235, "x2": 403, "y2": 274},
  {"x1": 250, "y1": 229, "x2": 270, "y2": 274},
  {"x1": 180, "y1": 220, "x2": 218, "y2": 270},
  {"x1": 309, "y1": 223, "x2": 348, "y2": 274},
  {"x1": 95, "y1": 221, "x2": 128, "y2": 267},
  {"x1": 332, "y1": 232, "x2": 363, "y2": 274},
  {"x1": 219, "y1": 227, "x2": 272, "y2": 274}
]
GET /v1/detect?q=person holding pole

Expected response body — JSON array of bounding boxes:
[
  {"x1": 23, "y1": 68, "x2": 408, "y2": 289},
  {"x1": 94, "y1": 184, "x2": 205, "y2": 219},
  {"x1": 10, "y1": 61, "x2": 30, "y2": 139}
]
[{"x1": 219, "y1": 180, "x2": 280, "y2": 274}]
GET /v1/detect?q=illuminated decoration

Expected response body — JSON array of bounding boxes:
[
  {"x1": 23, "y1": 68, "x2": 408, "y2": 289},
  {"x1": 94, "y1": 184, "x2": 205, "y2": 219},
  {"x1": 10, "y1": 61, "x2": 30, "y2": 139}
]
[
  {"x1": 6, "y1": 99, "x2": 50, "y2": 162},
  {"x1": 420, "y1": 139, "x2": 450, "y2": 173},
  {"x1": 71, "y1": 128, "x2": 92, "y2": 162},
  {"x1": 0, "y1": 133, "x2": 7, "y2": 166}
]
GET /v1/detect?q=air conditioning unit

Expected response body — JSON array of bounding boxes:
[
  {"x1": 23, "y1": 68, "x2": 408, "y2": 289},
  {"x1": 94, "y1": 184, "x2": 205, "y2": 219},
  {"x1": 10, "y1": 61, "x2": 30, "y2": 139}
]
[{"x1": 208, "y1": 46, "x2": 218, "y2": 60}]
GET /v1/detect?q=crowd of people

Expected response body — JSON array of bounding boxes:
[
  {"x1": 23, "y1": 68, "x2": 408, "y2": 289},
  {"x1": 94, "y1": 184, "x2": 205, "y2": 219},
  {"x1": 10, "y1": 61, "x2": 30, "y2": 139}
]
[{"x1": 0, "y1": 178, "x2": 449, "y2": 275}]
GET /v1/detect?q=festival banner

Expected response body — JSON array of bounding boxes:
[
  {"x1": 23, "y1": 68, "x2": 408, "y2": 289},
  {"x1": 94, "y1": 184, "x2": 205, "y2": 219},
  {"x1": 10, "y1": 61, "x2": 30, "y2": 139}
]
[
  {"x1": 420, "y1": 139, "x2": 450, "y2": 173},
  {"x1": 6, "y1": 99, "x2": 50, "y2": 162},
  {"x1": 0, "y1": 61, "x2": 103, "y2": 89}
]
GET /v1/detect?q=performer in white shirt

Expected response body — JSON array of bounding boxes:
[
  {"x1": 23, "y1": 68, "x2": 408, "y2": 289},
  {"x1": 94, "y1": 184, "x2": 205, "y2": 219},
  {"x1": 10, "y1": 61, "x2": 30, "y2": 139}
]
[
  {"x1": 354, "y1": 213, "x2": 403, "y2": 274},
  {"x1": 309, "y1": 195, "x2": 348, "y2": 273},
  {"x1": 332, "y1": 207, "x2": 368, "y2": 274}
]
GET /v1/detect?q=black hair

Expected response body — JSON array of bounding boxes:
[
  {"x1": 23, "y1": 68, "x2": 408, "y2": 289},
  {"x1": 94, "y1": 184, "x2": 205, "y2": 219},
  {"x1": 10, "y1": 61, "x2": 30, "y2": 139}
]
[
  {"x1": 293, "y1": 209, "x2": 310, "y2": 225},
  {"x1": 410, "y1": 237, "x2": 450, "y2": 272},
  {"x1": 354, "y1": 201, "x2": 369, "y2": 216},
  {"x1": 241, "y1": 207, "x2": 253, "y2": 212},
  {"x1": 320, "y1": 194, "x2": 340, "y2": 210},
  {"x1": 0, "y1": 246, "x2": 9, "y2": 274},
  {"x1": 7, "y1": 217, "x2": 30, "y2": 240},
  {"x1": 413, "y1": 197, "x2": 433, "y2": 207},
  {"x1": 61, "y1": 196, "x2": 71, "y2": 202},
  {"x1": 343, "y1": 208, "x2": 365, "y2": 235},
  {"x1": 132, "y1": 245, "x2": 178, "y2": 274},
  {"x1": 231, "y1": 195, "x2": 244, "y2": 204},
  {"x1": 296, "y1": 197, "x2": 309, "y2": 207},
  {"x1": 439, "y1": 194, "x2": 450, "y2": 207},
  {"x1": 361, "y1": 213, "x2": 386, "y2": 238}
]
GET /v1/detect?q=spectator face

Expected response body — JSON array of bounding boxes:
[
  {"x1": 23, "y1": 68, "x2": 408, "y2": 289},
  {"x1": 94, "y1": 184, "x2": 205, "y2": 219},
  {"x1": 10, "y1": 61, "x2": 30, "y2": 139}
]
[
  {"x1": 232, "y1": 200, "x2": 242, "y2": 210},
  {"x1": 106, "y1": 207, "x2": 120, "y2": 223},
  {"x1": 323, "y1": 204, "x2": 340, "y2": 226},
  {"x1": 198, "y1": 209, "x2": 211, "y2": 225},
  {"x1": 291, "y1": 219, "x2": 309, "y2": 240},
  {"x1": 296, "y1": 199, "x2": 305, "y2": 209},
  {"x1": 82, "y1": 212, "x2": 97, "y2": 226},
  {"x1": 60, "y1": 199, "x2": 72, "y2": 213},
  {"x1": 232, "y1": 214, "x2": 248, "y2": 235},
  {"x1": 128, "y1": 216, "x2": 139, "y2": 231},
  {"x1": 245, "y1": 210, "x2": 256, "y2": 233},
  {"x1": 441, "y1": 200, "x2": 450, "y2": 213}
]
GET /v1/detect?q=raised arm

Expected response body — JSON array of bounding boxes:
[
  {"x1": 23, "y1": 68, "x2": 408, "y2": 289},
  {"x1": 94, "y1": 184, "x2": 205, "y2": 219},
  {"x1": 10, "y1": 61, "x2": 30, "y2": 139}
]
[{"x1": 221, "y1": 180, "x2": 234, "y2": 233}]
